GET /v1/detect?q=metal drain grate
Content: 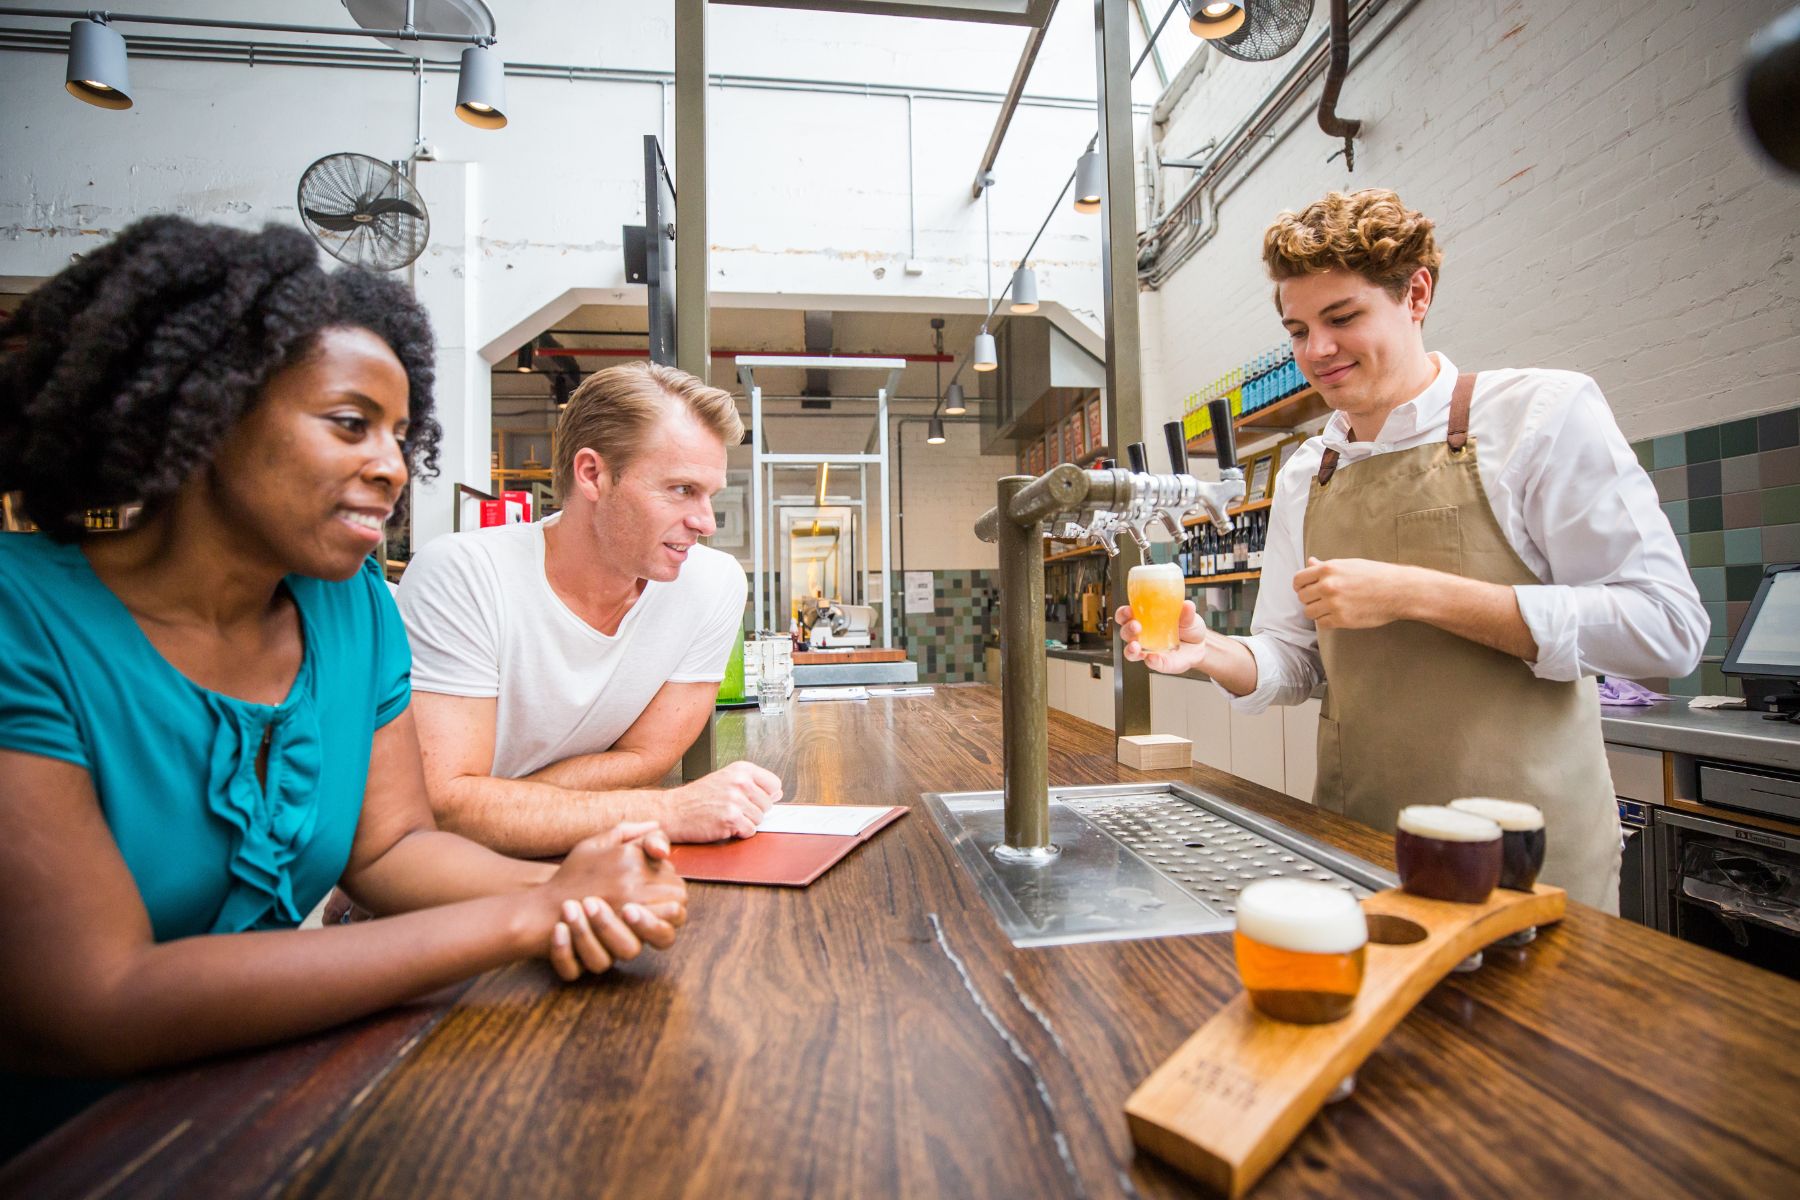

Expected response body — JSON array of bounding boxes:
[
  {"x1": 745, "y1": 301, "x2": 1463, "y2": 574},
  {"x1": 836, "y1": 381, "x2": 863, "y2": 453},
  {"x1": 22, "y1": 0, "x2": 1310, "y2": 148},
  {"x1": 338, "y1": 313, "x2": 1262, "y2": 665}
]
[
  {"x1": 1066, "y1": 792, "x2": 1381, "y2": 917},
  {"x1": 924, "y1": 782, "x2": 1397, "y2": 947}
]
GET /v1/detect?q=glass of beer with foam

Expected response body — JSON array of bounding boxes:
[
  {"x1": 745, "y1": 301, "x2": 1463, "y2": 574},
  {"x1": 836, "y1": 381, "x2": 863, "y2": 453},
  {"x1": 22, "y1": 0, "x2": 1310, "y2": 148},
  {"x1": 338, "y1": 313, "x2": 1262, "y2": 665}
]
[
  {"x1": 1448, "y1": 798, "x2": 1546, "y2": 891},
  {"x1": 1127, "y1": 562, "x2": 1185, "y2": 654},
  {"x1": 1395, "y1": 805, "x2": 1503, "y2": 904},
  {"x1": 1233, "y1": 879, "x2": 1368, "y2": 1024}
]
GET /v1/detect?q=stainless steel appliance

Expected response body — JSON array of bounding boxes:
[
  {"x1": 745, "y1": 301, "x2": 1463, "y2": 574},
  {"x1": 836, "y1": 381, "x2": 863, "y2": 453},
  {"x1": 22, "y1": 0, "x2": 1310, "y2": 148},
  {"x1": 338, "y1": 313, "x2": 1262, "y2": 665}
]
[
  {"x1": 1618, "y1": 798, "x2": 1655, "y2": 926},
  {"x1": 1654, "y1": 761, "x2": 1800, "y2": 980}
]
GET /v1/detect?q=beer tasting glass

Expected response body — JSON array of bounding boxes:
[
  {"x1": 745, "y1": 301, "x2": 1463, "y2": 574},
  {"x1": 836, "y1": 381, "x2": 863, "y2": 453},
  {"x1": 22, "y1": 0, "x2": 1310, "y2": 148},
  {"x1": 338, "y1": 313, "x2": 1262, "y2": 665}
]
[
  {"x1": 1395, "y1": 805, "x2": 1504, "y2": 903},
  {"x1": 1127, "y1": 562, "x2": 1186, "y2": 654},
  {"x1": 1233, "y1": 879, "x2": 1368, "y2": 1025},
  {"x1": 1448, "y1": 798, "x2": 1547, "y2": 891}
]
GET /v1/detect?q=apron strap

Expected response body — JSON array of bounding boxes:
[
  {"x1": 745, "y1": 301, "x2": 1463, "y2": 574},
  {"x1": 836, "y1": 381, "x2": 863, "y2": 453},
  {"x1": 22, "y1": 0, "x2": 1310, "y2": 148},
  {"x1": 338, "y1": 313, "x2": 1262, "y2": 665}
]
[
  {"x1": 1317, "y1": 369, "x2": 1478, "y2": 486},
  {"x1": 1448, "y1": 372, "x2": 1476, "y2": 452}
]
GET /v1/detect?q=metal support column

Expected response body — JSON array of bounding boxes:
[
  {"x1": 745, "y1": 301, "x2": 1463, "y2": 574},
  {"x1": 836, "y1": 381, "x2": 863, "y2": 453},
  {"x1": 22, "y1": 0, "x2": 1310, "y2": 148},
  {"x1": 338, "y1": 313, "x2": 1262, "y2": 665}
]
[
  {"x1": 1095, "y1": 0, "x2": 1150, "y2": 739},
  {"x1": 676, "y1": 0, "x2": 715, "y2": 782},
  {"x1": 995, "y1": 475, "x2": 1053, "y2": 858}
]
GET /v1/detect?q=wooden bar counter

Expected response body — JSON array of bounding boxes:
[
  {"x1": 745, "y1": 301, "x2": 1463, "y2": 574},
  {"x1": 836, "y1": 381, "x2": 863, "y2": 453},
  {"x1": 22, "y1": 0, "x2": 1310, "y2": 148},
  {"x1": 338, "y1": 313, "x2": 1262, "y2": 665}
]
[{"x1": 7, "y1": 685, "x2": 1799, "y2": 1198}]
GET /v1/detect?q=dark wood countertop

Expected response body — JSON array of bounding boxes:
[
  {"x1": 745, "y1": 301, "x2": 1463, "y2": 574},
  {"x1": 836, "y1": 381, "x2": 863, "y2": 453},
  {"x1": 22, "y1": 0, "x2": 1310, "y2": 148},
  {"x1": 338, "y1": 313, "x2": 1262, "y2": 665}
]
[{"x1": 8, "y1": 685, "x2": 1799, "y2": 1198}]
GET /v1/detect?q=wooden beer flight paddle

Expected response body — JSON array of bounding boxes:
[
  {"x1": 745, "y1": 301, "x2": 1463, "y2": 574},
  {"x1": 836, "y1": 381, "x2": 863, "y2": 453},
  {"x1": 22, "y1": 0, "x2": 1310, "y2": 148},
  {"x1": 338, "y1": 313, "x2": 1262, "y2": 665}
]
[{"x1": 1126, "y1": 883, "x2": 1566, "y2": 1197}]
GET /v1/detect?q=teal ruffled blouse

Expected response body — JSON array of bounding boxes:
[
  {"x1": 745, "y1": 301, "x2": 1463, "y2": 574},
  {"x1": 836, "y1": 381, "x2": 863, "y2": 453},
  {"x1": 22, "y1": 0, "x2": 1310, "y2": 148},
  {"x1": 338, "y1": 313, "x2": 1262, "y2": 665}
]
[{"x1": 0, "y1": 537, "x2": 411, "y2": 940}]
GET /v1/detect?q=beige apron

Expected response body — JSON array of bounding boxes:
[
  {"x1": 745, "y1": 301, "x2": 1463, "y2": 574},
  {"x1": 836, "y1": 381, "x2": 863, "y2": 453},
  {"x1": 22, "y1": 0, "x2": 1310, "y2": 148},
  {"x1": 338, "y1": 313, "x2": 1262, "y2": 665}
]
[{"x1": 1306, "y1": 372, "x2": 1621, "y2": 912}]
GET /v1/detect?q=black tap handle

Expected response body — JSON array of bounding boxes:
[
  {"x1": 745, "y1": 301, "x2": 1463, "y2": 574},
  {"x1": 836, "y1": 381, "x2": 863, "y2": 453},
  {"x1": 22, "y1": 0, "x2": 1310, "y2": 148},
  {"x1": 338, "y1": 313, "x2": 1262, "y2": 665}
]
[
  {"x1": 1207, "y1": 397, "x2": 1238, "y2": 472},
  {"x1": 1163, "y1": 420, "x2": 1189, "y2": 475},
  {"x1": 1127, "y1": 442, "x2": 1149, "y2": 474}
]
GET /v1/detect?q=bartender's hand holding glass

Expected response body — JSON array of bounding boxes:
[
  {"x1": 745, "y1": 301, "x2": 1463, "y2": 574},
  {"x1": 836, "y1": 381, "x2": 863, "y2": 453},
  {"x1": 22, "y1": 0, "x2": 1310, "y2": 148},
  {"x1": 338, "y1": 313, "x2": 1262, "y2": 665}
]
[
  {"x1": 1116, "y1": 599, "x2": 1217, "y2": 674},
  {"x1": 534, "y1": 821, "x2": 688, "y2": 982},
  {"x1": 660, "y1": 760, "x2": 784, "y2": 842}
]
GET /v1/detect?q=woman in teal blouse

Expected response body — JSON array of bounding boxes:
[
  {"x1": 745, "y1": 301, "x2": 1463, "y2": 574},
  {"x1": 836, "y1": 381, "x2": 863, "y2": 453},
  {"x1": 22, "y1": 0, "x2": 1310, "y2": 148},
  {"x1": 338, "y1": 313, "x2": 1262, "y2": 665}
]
[{"x1": 0, "y1": 219, "x2": 688, "y2": 1139}]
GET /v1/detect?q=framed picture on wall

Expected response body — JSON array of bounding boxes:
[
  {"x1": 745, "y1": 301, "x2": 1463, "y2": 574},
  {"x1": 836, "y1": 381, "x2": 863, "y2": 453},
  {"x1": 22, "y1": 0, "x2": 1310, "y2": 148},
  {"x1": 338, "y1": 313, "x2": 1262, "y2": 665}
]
[
  {"x1": 1068, "y1": 407, "x2": 1085, "y2": 462},
  {"x1": 1087, "y1": 396, "x2": 1103, "y2": 454},
  {"x1": 1243, "y1": 446, "x2": 1279, "y2": 503}
]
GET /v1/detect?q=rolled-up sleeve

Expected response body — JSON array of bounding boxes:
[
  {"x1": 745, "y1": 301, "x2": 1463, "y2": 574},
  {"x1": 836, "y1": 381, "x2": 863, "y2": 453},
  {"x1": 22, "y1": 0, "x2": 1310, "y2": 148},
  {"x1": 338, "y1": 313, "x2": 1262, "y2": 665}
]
[
  {"x1": 1219, "y1": 457, "x2": 1325, "y2": 713},
  {"x1": 1509, "y1": 378, "x2": 1708, "y2": 683}
]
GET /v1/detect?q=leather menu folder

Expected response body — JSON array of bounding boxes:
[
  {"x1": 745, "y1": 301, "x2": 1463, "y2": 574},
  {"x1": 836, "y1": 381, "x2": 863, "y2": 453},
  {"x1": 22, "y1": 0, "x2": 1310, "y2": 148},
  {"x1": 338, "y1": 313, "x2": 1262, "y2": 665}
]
[{"x1": 670, "y1": 805, "x2": 908, "y2": 887}]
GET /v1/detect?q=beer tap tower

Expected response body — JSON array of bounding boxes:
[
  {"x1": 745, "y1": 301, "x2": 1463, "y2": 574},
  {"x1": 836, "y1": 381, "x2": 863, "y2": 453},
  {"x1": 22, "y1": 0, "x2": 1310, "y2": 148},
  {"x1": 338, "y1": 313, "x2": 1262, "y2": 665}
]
[{"x1": 973, "y1": 400, "x2": 1244, "y2": 862}]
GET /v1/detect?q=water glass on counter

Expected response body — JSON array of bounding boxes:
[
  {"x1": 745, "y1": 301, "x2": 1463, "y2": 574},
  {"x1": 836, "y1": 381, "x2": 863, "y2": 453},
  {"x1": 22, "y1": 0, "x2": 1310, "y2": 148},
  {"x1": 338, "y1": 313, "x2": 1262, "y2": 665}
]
[
  {"x1": 1233, "y1": 879, "x2": 1368, "y2": 1025},
  {"x1": 756, "y1": 634, "x2": 793, "y2": 715}
]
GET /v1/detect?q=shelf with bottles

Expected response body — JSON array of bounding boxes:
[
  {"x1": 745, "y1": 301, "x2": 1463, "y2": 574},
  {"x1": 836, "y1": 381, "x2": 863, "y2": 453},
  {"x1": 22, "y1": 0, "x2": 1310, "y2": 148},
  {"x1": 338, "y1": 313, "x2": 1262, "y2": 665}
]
[
  {"x1": 1044, "y1": 542, "x2": 1105, "y2": 564},
  {"x1": 1173, "y1": 503, "x2": 1270, "y2": 583},
  {"x1": 1181, "y1": 496, "x2": 1272, "y2": 529},
  {"x1": 1181, "y1": 341, "x2": 1328, "y2": 455}
]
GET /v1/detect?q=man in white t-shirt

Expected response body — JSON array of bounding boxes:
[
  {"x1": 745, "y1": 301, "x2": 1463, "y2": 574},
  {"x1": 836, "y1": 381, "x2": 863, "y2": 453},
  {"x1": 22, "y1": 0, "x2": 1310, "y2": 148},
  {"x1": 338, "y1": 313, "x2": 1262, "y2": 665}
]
[{"x1": 399, "y1": 361, "x2": 782, "y2": 856}]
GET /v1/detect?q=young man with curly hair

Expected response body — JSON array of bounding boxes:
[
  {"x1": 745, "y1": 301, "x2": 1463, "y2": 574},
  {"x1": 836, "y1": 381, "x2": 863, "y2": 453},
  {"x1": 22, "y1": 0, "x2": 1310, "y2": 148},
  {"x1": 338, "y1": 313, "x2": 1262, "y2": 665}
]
[
  {"x1": 1118, "y1": 189, "x2": 1705, "y2": 911},
  {"x1": 399, "y1": 362, "x2": 783, "y2": 856}
]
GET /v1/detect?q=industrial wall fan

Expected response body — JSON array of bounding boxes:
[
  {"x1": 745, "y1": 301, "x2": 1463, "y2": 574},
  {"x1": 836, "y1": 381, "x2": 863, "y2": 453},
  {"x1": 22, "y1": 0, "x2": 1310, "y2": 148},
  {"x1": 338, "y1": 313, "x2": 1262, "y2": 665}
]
[
  {"x1": 1215, "y1": 0, "x2": 1314, "y2": 62},
  {"x1": 297, "y1": 152, "x2": 430, "y2": 271}
]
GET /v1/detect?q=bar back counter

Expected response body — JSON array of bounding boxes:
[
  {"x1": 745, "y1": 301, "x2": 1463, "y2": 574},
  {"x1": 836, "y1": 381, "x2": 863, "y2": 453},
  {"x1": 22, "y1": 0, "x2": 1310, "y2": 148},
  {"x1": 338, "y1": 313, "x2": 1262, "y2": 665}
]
[{"x1": 6, "y1": 686, "x2": 1798, "y2": 1199}]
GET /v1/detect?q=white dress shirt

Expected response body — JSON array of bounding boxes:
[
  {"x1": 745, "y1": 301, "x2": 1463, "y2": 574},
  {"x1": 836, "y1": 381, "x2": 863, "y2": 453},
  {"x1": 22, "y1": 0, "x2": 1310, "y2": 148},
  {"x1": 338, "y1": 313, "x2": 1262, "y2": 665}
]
[{"x1": 1227, "y1": 353, "x2": 1708, "y2": 713}]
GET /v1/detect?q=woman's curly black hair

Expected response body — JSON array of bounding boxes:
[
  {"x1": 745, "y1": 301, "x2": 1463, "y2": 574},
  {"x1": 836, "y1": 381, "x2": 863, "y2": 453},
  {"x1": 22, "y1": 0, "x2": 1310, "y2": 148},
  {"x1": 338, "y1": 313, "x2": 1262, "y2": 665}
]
[{"x1": 0, "y1": 215, "x2": 441, "y2": 541}]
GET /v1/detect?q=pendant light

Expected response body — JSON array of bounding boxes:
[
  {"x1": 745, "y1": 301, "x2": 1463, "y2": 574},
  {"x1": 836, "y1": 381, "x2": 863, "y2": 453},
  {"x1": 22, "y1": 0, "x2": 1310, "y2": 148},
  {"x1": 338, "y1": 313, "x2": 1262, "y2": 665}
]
[
  {"x1": 1009, "y1": 266, "x2": 1039, "y2": 313},
  {"x1": 972, "y1": 330, "x2": 998, "y2": 372},
  {"x1": 1185, "y1": 1, "x2": 1246, "y2": 40},
  {"x1": 973, "y1": 176, "x2": 999, "y2": 372},
  {"x1": 65, "y1": 19, "x2": 132, "y2": 110},
  {"x1": 943, "y1": 382, "x2": 967, "y2": 416},
  {"x1": 515, "y1": 343, "x2": 535, "y2": 372},
  {"x1": 927, "y1": 414, "x2": 947, "y2": 445},
  {"x1": 1073, "y1": 150, "x2": 1103, "y2": 214},
  {"x1": 455, "y1": 43, "x2": 508, "y2": 129}
]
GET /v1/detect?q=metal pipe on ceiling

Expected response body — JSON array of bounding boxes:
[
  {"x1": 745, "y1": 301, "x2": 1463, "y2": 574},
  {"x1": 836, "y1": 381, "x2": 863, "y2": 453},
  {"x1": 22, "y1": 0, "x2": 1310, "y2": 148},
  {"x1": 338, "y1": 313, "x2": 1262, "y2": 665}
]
[{"x1": 0, "y1": 26, "x2": 1149, "y2": 115}]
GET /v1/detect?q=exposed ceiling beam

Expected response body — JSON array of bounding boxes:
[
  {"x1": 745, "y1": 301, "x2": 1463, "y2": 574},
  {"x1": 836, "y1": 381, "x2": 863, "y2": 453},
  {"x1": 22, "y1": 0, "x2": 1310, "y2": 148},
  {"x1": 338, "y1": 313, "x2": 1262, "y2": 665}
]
[
  {"x1": 710, "y1": 0, "x2": 1055, "y2": 27},
  {"x1": 970, "y1": 0, "x2": 1058, "y2": 199}
]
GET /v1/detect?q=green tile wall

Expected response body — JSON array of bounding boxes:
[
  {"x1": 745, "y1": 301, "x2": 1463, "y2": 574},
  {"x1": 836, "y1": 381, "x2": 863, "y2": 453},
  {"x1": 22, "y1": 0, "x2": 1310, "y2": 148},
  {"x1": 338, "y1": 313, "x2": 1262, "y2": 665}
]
[
  {"x1": 1633, "y1": 405, "x2": 1800, "y2": 698},
  {"x1": 890, "y1": 569, "x2": 998, "y2": 683}
]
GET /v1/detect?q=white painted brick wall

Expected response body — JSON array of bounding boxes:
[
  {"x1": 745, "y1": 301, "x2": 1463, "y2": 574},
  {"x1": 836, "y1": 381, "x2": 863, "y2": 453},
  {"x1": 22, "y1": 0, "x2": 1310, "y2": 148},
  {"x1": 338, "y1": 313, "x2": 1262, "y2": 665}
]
[{"x1": 1140, "y1": 0, "x2": 1800, "y2": 444}]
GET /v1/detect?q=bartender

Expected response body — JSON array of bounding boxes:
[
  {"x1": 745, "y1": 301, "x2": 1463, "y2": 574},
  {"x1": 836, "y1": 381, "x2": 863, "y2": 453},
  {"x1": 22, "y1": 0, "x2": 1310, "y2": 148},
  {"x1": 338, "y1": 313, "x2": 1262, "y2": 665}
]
[{"x1": 1119, "y1": 188, "x2": 1706, "y2": 912}]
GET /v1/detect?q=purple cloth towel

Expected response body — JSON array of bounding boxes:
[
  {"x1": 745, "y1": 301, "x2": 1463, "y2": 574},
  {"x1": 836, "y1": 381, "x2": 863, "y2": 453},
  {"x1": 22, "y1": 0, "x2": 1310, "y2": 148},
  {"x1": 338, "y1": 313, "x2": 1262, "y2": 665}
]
[{"x1": 1598, "y1": 678, "x2": 1665, "y2": 706}]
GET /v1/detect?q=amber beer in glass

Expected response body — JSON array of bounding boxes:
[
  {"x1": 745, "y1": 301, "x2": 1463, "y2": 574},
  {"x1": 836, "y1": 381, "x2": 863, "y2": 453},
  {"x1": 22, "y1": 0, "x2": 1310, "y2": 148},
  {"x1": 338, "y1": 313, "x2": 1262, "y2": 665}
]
[
  {"x1": 1395, "y1": 806, "x2": 1504, "y2": 903},
  {"x1": 1449, "y1": 798, "x2": 1547, "y2": 891},
  {"x1": 1127, "y1": 562, "x2": 1185, "y2": 654},
  {"x1": 1233, "y1": 879, "x2": 1368, "y2": 1024}
]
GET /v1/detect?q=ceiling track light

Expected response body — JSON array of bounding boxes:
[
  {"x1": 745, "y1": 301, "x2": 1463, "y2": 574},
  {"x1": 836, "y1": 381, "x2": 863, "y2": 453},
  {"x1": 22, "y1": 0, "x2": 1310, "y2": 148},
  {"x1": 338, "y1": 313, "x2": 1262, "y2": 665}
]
[
  {"x1": 927, "y1": 414, "x2": 946, "y2": 445},
  {"x1": 66, "y1": 18, "x2": 132, "y2": 110},
  {"x1": 456, "y1": 42, "x2": 508, "y2": 129},
  {"x1": 1073, "y1": 150, "x2": 1104, "y2": 214},
  {"x1": 1185, "y1": 1, "x2": 1247, "y2": 40},
  {"x1": 943, "y1": 381, "x2": 967, "y2": 416},
  {"x1": 1009, "y1": 266, "x2": 1039, "y2": 314},
  {"x1": 972, "y1": 329, "x2": 998, "y2": 372}
]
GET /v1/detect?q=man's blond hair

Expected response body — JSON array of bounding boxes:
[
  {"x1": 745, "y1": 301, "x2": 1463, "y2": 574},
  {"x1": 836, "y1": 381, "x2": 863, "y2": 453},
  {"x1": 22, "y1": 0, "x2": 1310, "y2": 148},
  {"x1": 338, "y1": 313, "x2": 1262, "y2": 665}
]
[
  {"x1": 553, "y1": 361, "x2": 743, "y2": 497},
  {"x1": 1263, "y1": 188, "x2": 1443, "y2": 312}
]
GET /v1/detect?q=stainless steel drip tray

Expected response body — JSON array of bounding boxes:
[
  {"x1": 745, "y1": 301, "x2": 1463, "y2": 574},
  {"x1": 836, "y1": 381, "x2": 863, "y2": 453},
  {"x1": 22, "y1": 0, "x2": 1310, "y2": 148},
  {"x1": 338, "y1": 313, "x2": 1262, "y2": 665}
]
[{"x1": 923, "y1": 782, "x2": 1397, "y2": 948}]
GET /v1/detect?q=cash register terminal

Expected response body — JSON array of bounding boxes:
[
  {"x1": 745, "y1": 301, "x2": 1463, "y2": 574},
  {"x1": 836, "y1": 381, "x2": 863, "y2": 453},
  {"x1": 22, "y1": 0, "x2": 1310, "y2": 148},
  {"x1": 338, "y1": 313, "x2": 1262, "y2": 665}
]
[{"x1": 1722, "y1": 563, "x2": 1800, "y2": 719}]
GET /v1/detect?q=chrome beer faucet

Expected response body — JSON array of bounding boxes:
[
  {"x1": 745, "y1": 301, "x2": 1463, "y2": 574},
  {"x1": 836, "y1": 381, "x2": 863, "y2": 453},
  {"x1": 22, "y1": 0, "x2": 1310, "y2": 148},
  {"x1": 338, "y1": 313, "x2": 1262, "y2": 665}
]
[{"x1": 974, "y1": 402, "x2": 1242, "y2": 861}]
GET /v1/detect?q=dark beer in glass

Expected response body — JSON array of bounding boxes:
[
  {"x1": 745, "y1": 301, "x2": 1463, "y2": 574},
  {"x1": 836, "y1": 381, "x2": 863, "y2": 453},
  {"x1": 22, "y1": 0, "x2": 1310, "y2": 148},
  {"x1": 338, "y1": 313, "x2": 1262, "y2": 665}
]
[
  {"x1": 1395, "y1": 806, "x2": 1503, "y2": 903},
  {"x1": 1449, "y1": 798, "x2": 1546, "y2": 891}
]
